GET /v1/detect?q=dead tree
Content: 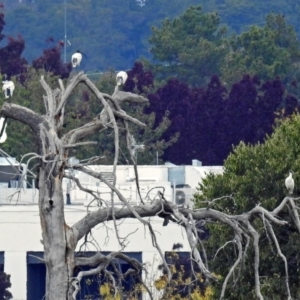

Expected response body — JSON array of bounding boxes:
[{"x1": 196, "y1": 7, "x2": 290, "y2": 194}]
[{"x1": 0, "y1": 72, "x2": 298, "y2": 300}]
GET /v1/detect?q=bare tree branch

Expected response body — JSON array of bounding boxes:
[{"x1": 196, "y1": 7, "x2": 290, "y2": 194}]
[
  {"x1": 265, "y1": 220, "x2": 292, "y2": 300},
  {"x1": 62, "y1": 118, "x2": 104, "y2": 145},
  {"x1": 219, "y1": 235, "x2": 243, "y2": 299},
  {"x1": 55, "y1": 72, "x2": 86, "y2": 116},
  {"x1": 112, "y1": 90, "x2": 149, "y2": 105},
  {"x1": 3, "y1": 71, "x2": 299, "y2": 300},
  {"x1": 0, "y1": 102, "x2": 45, "y2": 132},
  {"x1": 40, "y1": 75, "x2": 55, "y2": 118},
  {"x1": 63, "y1": 141, "x2": 98, "y2": 149}
]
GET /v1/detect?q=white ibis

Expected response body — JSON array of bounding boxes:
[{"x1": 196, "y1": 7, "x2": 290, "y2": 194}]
[
  {"x1": 285, "y1": 171, "x2": 294, "y2": 195},
  {"x1": 71, "y1": 50, "x2": 82, "y2": 68},
  {"x1": 2, "y1": 80, "x2": 15, "y2": 98},
  {"x1": 116, "y1": 71, "x2": 128, "y2": 86},
  {"x1": 0, "y1": 117, "x2": 7, "y2": 143}
]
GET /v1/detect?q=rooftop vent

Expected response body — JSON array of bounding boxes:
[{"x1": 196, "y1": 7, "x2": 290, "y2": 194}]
[{"x1": 192, "y1": 159, "x2": 202, "y2": 167}]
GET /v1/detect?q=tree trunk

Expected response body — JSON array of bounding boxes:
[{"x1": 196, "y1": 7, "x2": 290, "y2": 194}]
[
  {"x1": 38, "y1": 165, "x2": 76, "y2": 300},
  {"x1": 0, "y1": 73, "x2": 150, "y2": 300}
]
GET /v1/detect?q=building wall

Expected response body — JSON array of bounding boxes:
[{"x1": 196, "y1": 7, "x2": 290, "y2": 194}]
[
  {"x1": 0, "y1": 163, "x2": 223, "y2": 299},
  {"x1": 0, "y1": 205, "x2": 190, "y2": 300}
]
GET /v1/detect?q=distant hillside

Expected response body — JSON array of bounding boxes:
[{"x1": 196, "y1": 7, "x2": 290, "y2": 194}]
[
  {"x1": 1, "y1": 0, "x2": 199, "y2": 71},
  {"x1": 1, "y1": 0, "x2": 299, "y2": 72},
  {"x1": 202, "y1": 0, "x2": 299, "y2": 34}
]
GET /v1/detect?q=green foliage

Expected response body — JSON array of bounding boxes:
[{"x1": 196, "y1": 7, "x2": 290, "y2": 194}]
[
  {"x1": 149, "y1": 7, "x2": 300, "y2": 87},
  {"x1": 222, "y1": 14, "x2": 300, "y2": 85},
  {"x1": 154, "y1": 251, "x2": 215, "y2": 300},
  {"x1": 4, "y1": 0, "x2": 200, "y2": 71},
  {"x1": 0, "y1": 68, "x2": 59, "y2": 159},
  {"x1": 81, "y1": 71, "x2": 178, "y2": 165},
  {"x1": 98, "y1": 281, "x2": 144, "y2": 300},
  {"x1": 0, "y1": 67, "x2": 174, "y2": 165},
  {"x1": 201, "y1": 0, "x2": 300, "y2": 35},
  {"x1": 4, "y1": 0, "x2": 300, "y2": 81},
  {"x1": 149, "y1": 6, "x2": 228, "y2": 86},
  {"x1": 194, "y1": 114, "x2": 300, "y2": 298}
]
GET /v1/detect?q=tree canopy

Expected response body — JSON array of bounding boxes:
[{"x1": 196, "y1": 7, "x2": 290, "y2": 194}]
[
  {"x1": 222, "y1": 14, "x2": 300, "y2": 85},
  {"x1": 3, "y1": 0, "x2": 300, "y2": 76},
  {"x1": 149, "y1": 7, "x2": 300, "y2": 87},
  {"x1": 3, "y1": 2, "x2": 300, "y2": 299},
  {"x1": 1, "y1": 2, "x2": 300, "y2": 167},
  {"x1": 194, "y1": 114, "x2": 300, "y2": 299},
  {"x1": 2, "y1": 71, "x2": 300, "y2": 299},
  {"x1": 3, "y1": 0, "x2": 199, "y2": 71},
  {"x1": 0, "y1": 63, "x2": 175, "y2": 165},
  {"x1": 150, "y1": 74, "x2": 295, "y2": 165},
  {"x1": 0, "y1": 5, "x2": 27, "y2": 78},
  {"x1": 149, "y1": 6, "x2": 228, "y2": 86}
]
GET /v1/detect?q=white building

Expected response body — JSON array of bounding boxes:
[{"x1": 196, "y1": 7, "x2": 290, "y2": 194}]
[{"x1": 0, "y1": 158, "x2": 223, "y2": 300}]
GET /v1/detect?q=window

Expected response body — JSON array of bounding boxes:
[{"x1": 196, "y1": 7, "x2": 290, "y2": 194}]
[
  {"x1": 27, "y1": 252, "x2": 46, "y2": 300},
  {"x1": 0, "y1": 252, "x2": 4, "y2": 272},
  {"x1": 74, "y1": 252, "x2": 142, "y2": 300},
  {"x1": 26, "y1": 251, "x2": 142, "y2": 300}
]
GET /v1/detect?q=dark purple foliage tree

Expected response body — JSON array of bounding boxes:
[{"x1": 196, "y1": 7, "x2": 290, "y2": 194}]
[
  {"x1": 124, "y1": 61, "x2": 154, "y2": 94},
  {"x1": 0, "y1": 272, "x2": 12, "y2": 300},
  {"x1": 0, "y1": 4, "x2": 27, "y2": 78},
  {"x1": 224, "y1": 76, "x2": 284, "y2": 146},
  {"x1": 0, "y1": 6, "x2": 71, "y2": 80},
  {"x1": 32, "y1": 40, "x2": 72, "y2": 79},
  {"x1": 0, "y1": 4, "x2": 5, "y2": 42},
  {"x1": 120, "y1": 61, "x2": 297, "y2": 166},
  {"x1": 147, "y1": 78, "x2": 200, "y2": 163},
  {"x1": 284, "y1": 94, "x2": 299, "y2": 116},
  {"x1": 148, "y1": 74, "x2": 292, "y2": 165}
]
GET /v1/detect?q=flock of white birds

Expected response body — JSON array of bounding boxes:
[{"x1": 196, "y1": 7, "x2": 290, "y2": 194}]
[
  {"x1": 0, "y1": 51, "x2": 128, "y2": 145},
  {"x1": 70, "y1": 50, "x2": 128, "y2": 85}
]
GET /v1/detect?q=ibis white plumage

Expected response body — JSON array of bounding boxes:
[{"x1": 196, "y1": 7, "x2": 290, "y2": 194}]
[
  {"x1": 0, "y1": 117, "x2": 7, "y2": 143},
  {"x1": 2, "y1": 80, "x2": 15, "y2": 98},
  {"x1": 116, "y1": 71, "x2": 128, "y2": 86},
  {"x1": 285, "y1": 171, "x2": 294, "y2": 195},
  {"x1": 71, "y1": 51, "x2": 82, "y2": 68}
]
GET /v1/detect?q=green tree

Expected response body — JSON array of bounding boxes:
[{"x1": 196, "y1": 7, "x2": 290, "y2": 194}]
[
  {"x1": 154, "y1": 246, "x2": 215, "y2": 300},
  {"x1": 149, "y1": 5, "x2": 229, "y2": 86},
  {"x1": 0, "y1": 68, "x2": 60, "y2": 159},
  {"x1": 201, "y1": 0, "x2": 300, "y2": 36},
  {"x1": 222, "y1": 14, "x2": 300, "y2": 86},
  {"x1": 4, "y1": 0, "x2": 200, "y2": 71},
  {"x1": 0, "y1": 66, "x2": 175, "y2": 165},
  {"x1": 149, "y1": 8, "x2": 300, "y2": 88},
  {"x1": 81, "y1": 67, "x2": 178, "y2": 165},
  {"x1": 194, "y1": 114, "x2": 300, "y2": 299}
]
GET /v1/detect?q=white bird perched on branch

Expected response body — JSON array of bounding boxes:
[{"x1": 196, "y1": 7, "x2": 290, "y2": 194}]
[
  {"x1": 2, "y1": 80, "x2": 15, "y2": 98},
  {"x1": 116, "y1": 71, "x2": 128, "y2": 86},
  {"x1": 0, "y1": 117, "x2": 7, "y2": 143},
  {"x1": 285, "y1": 171, "x2": 294, "y2": 195},
  {"x1": 71, "y1": 50, "x2": 82, "y2": 68}
]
